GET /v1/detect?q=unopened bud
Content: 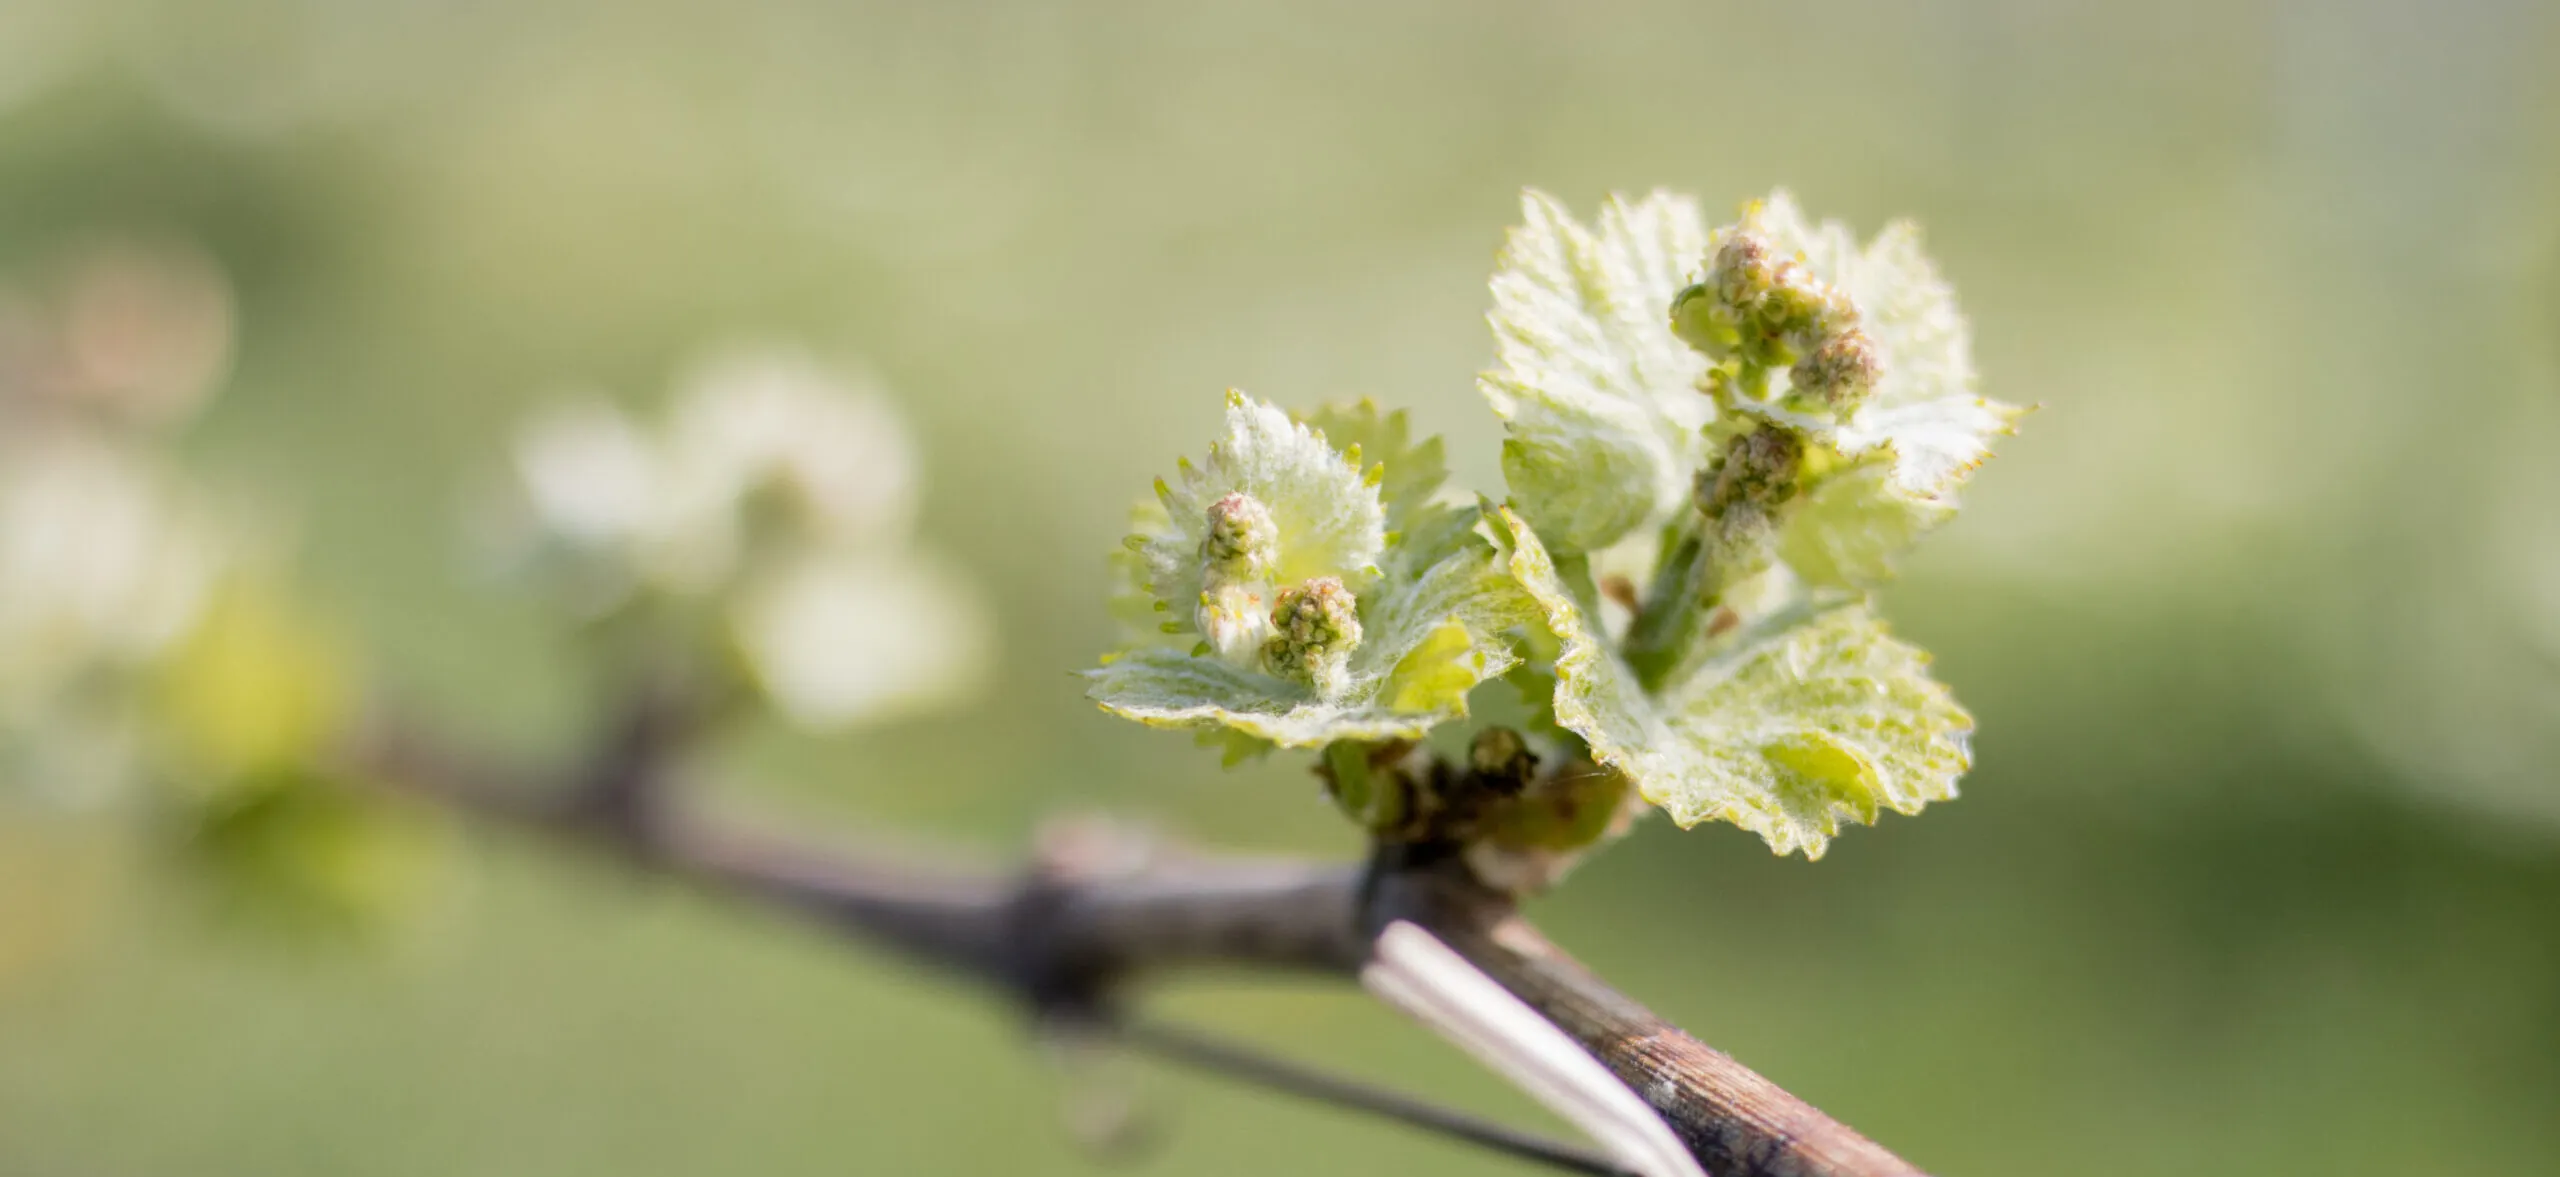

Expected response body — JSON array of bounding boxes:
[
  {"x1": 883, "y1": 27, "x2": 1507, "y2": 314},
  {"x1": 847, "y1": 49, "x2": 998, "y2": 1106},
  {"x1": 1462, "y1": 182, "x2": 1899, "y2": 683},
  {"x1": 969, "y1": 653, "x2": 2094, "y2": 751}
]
[
  {"x1": 1197, "y1": 581, "x2": 1272, "y2": 666},
  {"x1": 1792, "y1": 328, "x2": 1881, "y2": 413},
  {"x1": 1701, "y1": 425, "x2": 1804, "y2": 513},
  {"x1": 1710, "y1": 232, "x2": 1776, "y2": 311},
  {"x1": 1262, "y1": 576, "x2": 1362, "y2": 696},
  {"x1": 1670, "y1": 287, "x2": 1741, "y2": 361},
  {"x1": 1759, "y1": 259, "x2": 1829, "y2": 344},
  {"x1": 1811, "y1": 288, "x2": 1863, "y2": 336},
  {"x1": 1201, "y1": 492, "x2": 1278, "y2": 580},
  {"x1": 1673, "y1": 232, "x2": 1779, "y2": 361}
]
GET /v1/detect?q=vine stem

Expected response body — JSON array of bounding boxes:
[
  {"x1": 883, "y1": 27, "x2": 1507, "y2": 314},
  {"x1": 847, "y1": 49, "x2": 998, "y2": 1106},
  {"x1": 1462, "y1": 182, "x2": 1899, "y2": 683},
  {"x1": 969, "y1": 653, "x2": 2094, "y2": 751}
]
[{"x1": 352, "y1": 700, "x2": 1928, "y2": 1177}]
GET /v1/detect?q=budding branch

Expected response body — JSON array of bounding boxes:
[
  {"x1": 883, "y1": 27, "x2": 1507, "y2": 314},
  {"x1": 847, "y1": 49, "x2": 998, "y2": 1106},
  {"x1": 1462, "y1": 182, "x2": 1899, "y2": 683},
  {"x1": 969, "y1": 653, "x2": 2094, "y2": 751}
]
[{"x1": 355, "y1": 689, "x2": 1928, "y2": 1177}]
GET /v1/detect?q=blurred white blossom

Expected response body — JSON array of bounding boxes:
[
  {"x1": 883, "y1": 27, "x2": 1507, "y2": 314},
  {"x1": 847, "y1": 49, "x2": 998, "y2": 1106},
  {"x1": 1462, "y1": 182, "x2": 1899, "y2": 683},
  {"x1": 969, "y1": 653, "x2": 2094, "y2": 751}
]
[
  {"x1": 506, "y1": 343, "x2": 989, "y2": 731},
  {"x1": 512, "y1": 397, "x2": 662, "y2": 556},
  {"x1": 0, "y1": 434, "x2": 223, "y2": 804},
  {"x1": 0, "y1": 435, "x2": 217, "y2": 700},
  {"x1": 652, "y1": 347, "x2": 919, "y2": 591},
  {"x1": 734, "y1": 550, "x2": 990, "y2": 729},
  {"x1": 0, "y1": 236, "x2": 243, "y2": 806}
]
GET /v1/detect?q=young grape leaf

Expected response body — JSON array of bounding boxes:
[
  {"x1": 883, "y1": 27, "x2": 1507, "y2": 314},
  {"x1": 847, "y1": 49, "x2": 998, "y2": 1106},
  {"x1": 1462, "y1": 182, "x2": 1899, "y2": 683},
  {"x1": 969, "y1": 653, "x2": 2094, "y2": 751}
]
[
  {"x1": 1777, "y1": 459, "x2": 1957, "y2": 591},
  {"x1": 1295, "y1": 399, "x2": 1451, "y2": 539},
  {"x1": 1481, "y1": 190, "x2": 1714, "y2": 554},
  {"x1": 1492, "y1": 505, "x2": 1971, "y2": 857},
  {"x1": 1654, "y1": 605, "x2": 1973, "y2": 857}
]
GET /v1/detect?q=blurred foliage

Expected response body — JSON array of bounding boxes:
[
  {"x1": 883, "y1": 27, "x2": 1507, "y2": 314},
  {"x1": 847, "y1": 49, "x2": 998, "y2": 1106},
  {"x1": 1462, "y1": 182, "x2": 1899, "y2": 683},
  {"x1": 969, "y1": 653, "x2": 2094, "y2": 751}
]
[
  {"x1": 152, "y1": 577, "x2": 353, "y2": 788},
  {"x1": 170, "y1": 767, "x2": 448, "y2": 939},
  {"x1": 0, "y1": 1, "x2": 2556, "y2": 1175}
]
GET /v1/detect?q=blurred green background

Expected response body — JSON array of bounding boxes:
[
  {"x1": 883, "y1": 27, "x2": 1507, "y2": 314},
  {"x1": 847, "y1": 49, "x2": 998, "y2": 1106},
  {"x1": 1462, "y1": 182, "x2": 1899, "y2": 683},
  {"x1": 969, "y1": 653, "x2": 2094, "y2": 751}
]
[{"x1": 4, "y1": 0, "x2": 2559, "y2": 1173}]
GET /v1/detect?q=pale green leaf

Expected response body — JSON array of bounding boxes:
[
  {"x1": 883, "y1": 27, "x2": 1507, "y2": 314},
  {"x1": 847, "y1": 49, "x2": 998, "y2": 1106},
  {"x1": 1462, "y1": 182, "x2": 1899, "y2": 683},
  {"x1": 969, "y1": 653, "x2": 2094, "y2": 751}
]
[
  {"x1": 1491, "y1": 505, "x2": 1970, "y2": 858},
  {"x1": 1489, "y1": 503, "x2": 1681, "y2": 790},
  {"x1": 1356, "y1": 512, "x2": 1540, "y2": 711},
  {"x1": 1195, "y1": 727, "x2": 1275, "y2": 767},
  {"x1": 1108, "y1": 500, "x2": 1174, "y2": 644},
  {"x1": 1777, "y1": 459, "x2": 1957, "y2": 590},
  {"x1": 1296, "y1": 399, "x2": 1450, "y2": 538},
  {"x1": 1480, "y1": 190, "x2": 1714, "y2": 553},
  {"x1": 1379, "y1": 621, "x2": 1480, "y2": 714},
  {"x1": 1089, "y1": 651, "x2": 1345, "y2": 745},
  {"x1": 1830, "y1": 392, "x2": 2027, "y2": 505},
  {"x1": 1655, "y1": 607, "x2": 1972, "y2": 857}
]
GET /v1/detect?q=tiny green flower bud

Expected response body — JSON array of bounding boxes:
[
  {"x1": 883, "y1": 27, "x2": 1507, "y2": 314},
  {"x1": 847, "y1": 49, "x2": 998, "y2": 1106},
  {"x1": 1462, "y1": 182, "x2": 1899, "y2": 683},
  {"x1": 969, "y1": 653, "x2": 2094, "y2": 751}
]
[
  {"x1": 1710, "y1": 232, "x2": 1776, "y2": 310},
  {"x1": 1200, "y1": 492, "x2": 1279, "y2": 581},
  {"x1": 1669, "y1": 283, "x2": 1742, "y2": 359},
  {"x1": 1759, "y1": 259, "x2": 1829, "y2": 341},
  {"x1": 1792, "y1": 328, "x2": 1881, "y2": 413},
  {"x1": 1811, "y1": 288, "x2": 1863, "y2": 336},
  {"x1": 1673, "y1": 232, "x2": 1781, "y2": 361},
  {"x1": 1261, "y1": 576, "x2": 1362, "y2": 697},
  {"x1": 1701, "y1": 424, "x2": 1805, "y2": 513}
]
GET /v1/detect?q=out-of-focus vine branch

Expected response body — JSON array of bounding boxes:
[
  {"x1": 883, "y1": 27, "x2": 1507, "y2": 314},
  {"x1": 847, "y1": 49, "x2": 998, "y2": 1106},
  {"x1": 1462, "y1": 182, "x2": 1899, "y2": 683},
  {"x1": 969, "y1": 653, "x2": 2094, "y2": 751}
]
[{"x1": 351, "y1": 694, "x2": 1927, "y2": 1177}]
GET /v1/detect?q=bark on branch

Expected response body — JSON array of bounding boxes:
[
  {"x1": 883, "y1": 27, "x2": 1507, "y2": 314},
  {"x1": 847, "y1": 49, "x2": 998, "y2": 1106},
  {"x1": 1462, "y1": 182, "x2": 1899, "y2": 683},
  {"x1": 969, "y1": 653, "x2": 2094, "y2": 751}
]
[{"x1": 356, "y1": 713, "x2": 1926, "y2": 1177}]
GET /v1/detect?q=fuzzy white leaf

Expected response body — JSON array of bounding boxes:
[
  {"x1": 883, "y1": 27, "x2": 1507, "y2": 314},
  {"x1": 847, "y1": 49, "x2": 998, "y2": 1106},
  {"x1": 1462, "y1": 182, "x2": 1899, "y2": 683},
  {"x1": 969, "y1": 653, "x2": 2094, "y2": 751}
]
[
  {"x1": 1778, "y1": 461, "x2": 1957, "y2": 591},
  {"x1": 1295, "y1": 399, "x2": 1452, "y2": 540},
  {"x1": 1134, "y1": 392, "x2": 1387, "y2": 632},
  {"x1": 1480, "y1": 190, "x2": 1713, "y2": 553}
]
